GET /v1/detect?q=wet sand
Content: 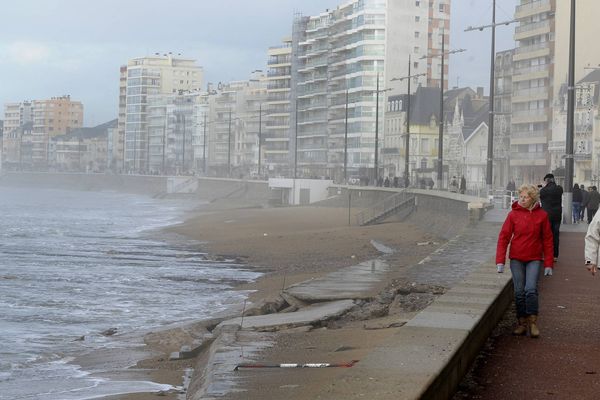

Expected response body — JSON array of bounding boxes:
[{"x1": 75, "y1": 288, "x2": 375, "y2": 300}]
[{"x1": 96, "y1": 205, "x2": 439, "y2": 400}]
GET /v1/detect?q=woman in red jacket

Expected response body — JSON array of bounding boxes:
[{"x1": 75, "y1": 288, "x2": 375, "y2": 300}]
[{"x1": 496, "y1": 184, "x2": 554, "y2": 338}]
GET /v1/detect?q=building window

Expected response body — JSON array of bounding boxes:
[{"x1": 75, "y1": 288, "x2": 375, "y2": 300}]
[
  {"x1": 415, "y1": 31, "x2": 420, "y2": 38},
  {"x1": 414, "y1": 46, "x2": 420, "y2": 53},
  {"x1": 415, "y1": 0, "x2": 420, "y2": 6},
  {"x1": 439, "y1": 3, "x2": 445, "y2": 12},
  {"x1": 415, "y1": 16, "x2": 420, "y2": 22}
]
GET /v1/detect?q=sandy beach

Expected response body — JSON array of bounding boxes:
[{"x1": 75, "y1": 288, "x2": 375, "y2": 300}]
[{"x1": 99, "y1": 203, "x2": 442, "y2": 400}]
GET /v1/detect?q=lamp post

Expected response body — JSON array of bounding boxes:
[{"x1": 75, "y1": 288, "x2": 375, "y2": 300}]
[
  {"x1": 391, "y1": 55, "x2": 427, "y2": 187},
  {"x1": 421, "y1": 30, "x2": 465, "y2": 189},
  {"x1": 202, "y1": 113, "x2": 207, "y2": 174},
  {"x1": 564, "y1": 0, "x2": 576, "y2": 224},
  {"x1": 344, "y1": 89, "x2": 349, "y2": 183},
  {"x1": 465, "y1": 0, "x2": 517, "y2": 195},
  {"x1": 228, "y1": 110, "x2": 232, "y2": 177},
  {"x1": 374, "y1": 72, "x2": 392, "y2": 185}
]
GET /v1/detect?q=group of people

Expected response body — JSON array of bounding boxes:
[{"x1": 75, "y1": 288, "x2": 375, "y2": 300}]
[
  {"x1": 449, "y1": 175, "x2": 467, "y2": 194},
  {"x1": 571, "y1": 184, "x2": 600, "y2": 223}
]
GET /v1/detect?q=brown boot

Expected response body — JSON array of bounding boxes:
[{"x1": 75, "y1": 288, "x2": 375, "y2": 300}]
[
  {"x1": 512, "y1": 317, "x2": 528, "y2": 336},
  {"x1": 529, "y1": 315, "x2": 540, "y2": 338}
]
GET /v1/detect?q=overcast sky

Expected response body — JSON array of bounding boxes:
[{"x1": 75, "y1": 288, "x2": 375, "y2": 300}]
[{"x1": 0, "y1": 0, "x2": 517, "y2": 126}]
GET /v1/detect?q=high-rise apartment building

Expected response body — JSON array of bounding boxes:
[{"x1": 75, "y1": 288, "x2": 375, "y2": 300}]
[
  {"x1": 118, "y1": 54, "x2": 203, "y2": 173},
  {"x1": 264, "y1": 38, "x2": 292, "y2": 176},
  {"x1": 206, "y1": 74, "x2": 266, "y2": 177},
  {"x1": 510, "y1": 0, "x2": 555, "y2": 183},
  {"x1": 549, "y1": 0, "x2": 600, "y2": 184},
  {"x1": 290, "y1": 0, "x2": 451, "y2": 180}
]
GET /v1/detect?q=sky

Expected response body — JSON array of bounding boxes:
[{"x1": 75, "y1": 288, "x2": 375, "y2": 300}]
[{"x1": 0, "y1": 0, "x2": 517, "y2": 126}]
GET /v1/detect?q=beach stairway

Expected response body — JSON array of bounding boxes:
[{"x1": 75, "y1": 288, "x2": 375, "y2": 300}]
[{"x1": 356, "y1": 190, "x2": 416, "y2": 226}]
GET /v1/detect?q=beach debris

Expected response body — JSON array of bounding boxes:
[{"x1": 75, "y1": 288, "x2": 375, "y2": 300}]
[
  {"x1": 370, "y1": 240, "x2": 395, "y2": 254},
  {"x1": 101, "y1": 327, "x2": 118, "y2": 336},
  {"x1": 416, "y1": 240, "x2": 438, "y2": 246},
  {"x1": 263, "y1": 233, "x2": 268, "y2": 236},
  {"x1": 234, "y1": 359, "x2": 359, "y2": 370},
  {"x1": 74, "y1": 335, "x2": 85, "y2": 341},
  {"x1": 334, "y1": 345, "x2": 355, "y2": 352},
  {"x1": 557, "y1": 305, "x2": 566, "y2": 309},
  {"x1": 351, "y1": 255, "x2": 356, "y2": 259}
]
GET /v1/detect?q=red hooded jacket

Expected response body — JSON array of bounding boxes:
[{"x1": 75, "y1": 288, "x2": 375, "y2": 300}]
[{"x1": 495, "y1": 201, "x2": 554, "y2": 268}]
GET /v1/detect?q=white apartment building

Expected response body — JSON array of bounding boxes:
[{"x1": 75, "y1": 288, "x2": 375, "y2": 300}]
[
  {"x1": 119, "y1": 54, "x2": 203, "y2": 173},
  {"x1": 549, "y1": 0, "x2": 600, "y2": 186},
  {"x1": 510, "y1": 0, "x2": 555, "y2": 183},
  {"x1": 264, "y1": 38, "x2": 292, "y2": 177},
  {"x1": 205, "y1": 73, "x2": 267, "y2": 177},
  {"x1": 291, "y1": 0, "x2": 451, "y2": 181}
]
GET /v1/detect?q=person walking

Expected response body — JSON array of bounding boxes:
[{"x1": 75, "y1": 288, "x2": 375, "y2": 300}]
[
  {"x1": 572, "y1": 183, "x2": 582, "y2": 223},
  {"x1": 460, "y1": 175, "x2": 466, "y2": 194},
  {"x1": 449, "y1": 176, "x2": 458, "y2": 193},
  {"x1": 539, "y1": 173, "x2": 563, "y2": 261},
  {"x1": 585, "y1": 208, "x2": 600, "y2": 276},
  {"x1": 496, "y1": 184, "x2": 554, "y2": 338},
  {"x1": 587, "y1": 186, "x2": 600, "y2": 223},
  {"x1": 581, "y1": 184, "x2": 589, "y2": 222}
]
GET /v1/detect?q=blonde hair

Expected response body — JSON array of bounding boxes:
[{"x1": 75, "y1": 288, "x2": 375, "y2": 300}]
[{"x1": 518, "y1": 184, "x2": 539, "y2": 203}]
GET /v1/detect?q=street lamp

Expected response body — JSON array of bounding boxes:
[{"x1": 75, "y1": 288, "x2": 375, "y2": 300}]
[
  {"x1": 391, "y1": 55, "x2": 427, "y2": 187},
  {"x1": 374, "y1": 72, "x2": 393, "y2": 184},
  {"x1": 420, "y1": 29, "x2": 465, "y2": 189},
  {"x1": 465, "y1": 0, "x2": 517, "y2": 195},
  {"x1": 564, "y1": 0, "x2": 576, "y2": 224}
]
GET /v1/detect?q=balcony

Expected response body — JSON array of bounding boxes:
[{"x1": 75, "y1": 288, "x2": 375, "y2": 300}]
[
  {"x1": 514, "y1": 20, "x2": 552, "y2": 41},
  {"x1": 511, "y1": 108, "x2": 550, "y2": 124},
  {"x1": 515, "y1": 0, "x2": 552, "y2": 19},
  {"x1": 510, "y1": 152, "x2": 548, "y2": 166},
  {"x1": 512, "y1": 86, "x2": 549, "y2": 102}
]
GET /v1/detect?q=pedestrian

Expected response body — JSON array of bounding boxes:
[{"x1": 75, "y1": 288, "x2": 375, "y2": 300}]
[
  {"x1": 449, "y1": 176, "x2": 458, "y2": 193},
  {"x1": 587, "y1": 186, "x2": 600, "y2": 223},
  {"x1": 506, "y1": 179, "x2": 516, "y2": 196},
  {"x1": 496, "y1": 184, "x2": 554, "y2": 338},
  {"x1": 581, "y1": 184, "x2": 589, "y2": 222},
  {"x1": 572, "y1": 183, "x2": 582, "y2": 223},
  {"x1": 460, "y1": 175, "x2": 466, "y2": 194},
  {"x1": 383, "y1": 176, "x2": 390, "y2": 187},
  {"x1": 584, "y1": 208, "x2": 600, "y2": 276},
  {"x1": 539, "y1": 173, "x2": 563, "y2": 261}
]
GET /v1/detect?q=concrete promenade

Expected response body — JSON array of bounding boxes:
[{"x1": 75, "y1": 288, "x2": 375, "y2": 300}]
[{"x1": 460, "y1": 224, "x2": 600, "y2": 400}]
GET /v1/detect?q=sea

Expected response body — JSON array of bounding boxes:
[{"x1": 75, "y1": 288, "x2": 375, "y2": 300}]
[{"x1": 0, "y1": 186, "x2": 262, "y2": 399}]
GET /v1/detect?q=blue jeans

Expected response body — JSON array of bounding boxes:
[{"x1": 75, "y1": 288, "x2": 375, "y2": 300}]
[
  {"x1": 510, "y1": 259, "x2": 541, "y2": 317},
  {"x1": 573, "y1": 202, "x2": 581, "y2": 222}
]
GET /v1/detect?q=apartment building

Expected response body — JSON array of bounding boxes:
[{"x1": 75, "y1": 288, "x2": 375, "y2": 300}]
[
  {"x1": 493, "y1": 49, "x2": 514, "y2": 187},
  {"x1": 549, "y1": 0, "x2": 600, "y2": 185},
  {"x1": 146, "y1": 92, "x2": 208, "y2": 175},
  {"x1": 206, "y1": 74, "x2": 267, "y2": 177},
  {"x1": 290, "y1": 0, "x2": 451, "y2": 181},
  {"x1": 510, "y1": 0, "x2": 555, "y2": 183},
  {"x1": 118, "y1": 54, "x2": 203, "y2": 173},
  {"x1": 264, "y1": 38, "x2": 292, "y2": 177}
]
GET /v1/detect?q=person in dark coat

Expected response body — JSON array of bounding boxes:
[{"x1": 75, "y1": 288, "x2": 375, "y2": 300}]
[
  {"x1": 539, "y1": 173, "x2": 563, "y2": 260},
  {"x1": 459, "y1": 175, "x2": 466, "y2": 194},
  {"x1": 572, "y1": 183, "x2": 583, "y2": 223},
  {"x1": 581, "y1": 184, "x2": 589, "y2": 222},
  {"x1": 587, "y1": 186, "x2": 600, "y2": 223}
]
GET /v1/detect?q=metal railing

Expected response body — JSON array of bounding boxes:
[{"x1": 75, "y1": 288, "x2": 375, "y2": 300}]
[{"x1": 355, "y1": 189, "x2": 415, "y2": 226}]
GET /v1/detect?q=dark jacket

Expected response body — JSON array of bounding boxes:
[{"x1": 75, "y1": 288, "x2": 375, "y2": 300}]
[
  {"x1": 588, "y1": 190, "x2": 600, "y2": 211},
  {"x1": 496, "y1": 201, "x2": 554, "y2": 268},
  {"x1": 582, "y1": 189, "x2": 591, "y2": 207},
  {"x1": 540, "y1": 182, "x2": 563, "y2": 222},
  {"x1": 573, "y1": 187, "x2": 583, "y2": 203}
]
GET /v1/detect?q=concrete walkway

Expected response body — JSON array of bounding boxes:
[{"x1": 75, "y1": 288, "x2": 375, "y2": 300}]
[{"x1": 460, "y1": 228, "x2": 600, "y2": 400}]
